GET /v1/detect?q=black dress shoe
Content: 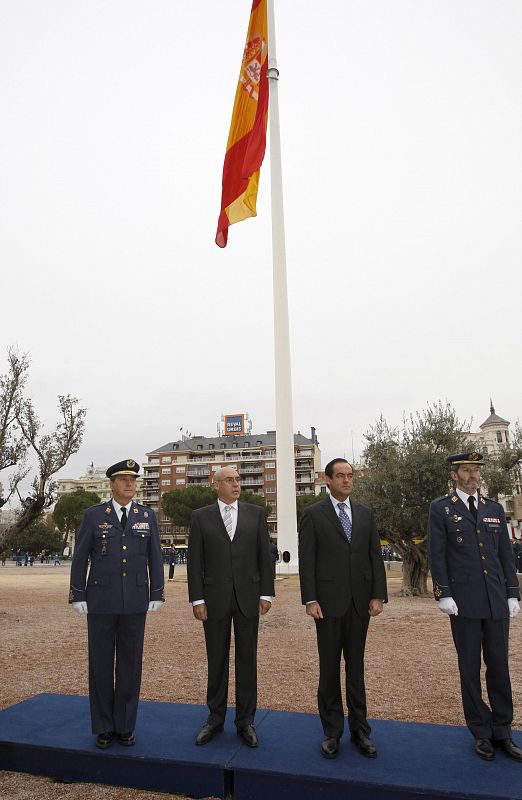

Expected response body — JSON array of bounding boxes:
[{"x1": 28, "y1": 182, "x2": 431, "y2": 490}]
[
  {"x1": 96, "y1": 732, "x2": 114, "y2": 749},
  {"x1": 117, "y1": 731, "x2": 136, "y2": 747},
  {"x1": 195, "y1": 723, "x2": 224, "y2": 745},
  {"x1": 495, "y1": 738, "x2": 522, "y2": 762},
  {"x1": 238, "y1": 724, "x2": 258, "y2": 748},
  {"x1": 321, "y1": 737, "x2": 339, "y2": 759},
  {"x1": 475, "y1": 738, "x2": 495, "y2": 760},
  {"x1": 351, "y1": 731, "x2": 377, "y2": 758}
]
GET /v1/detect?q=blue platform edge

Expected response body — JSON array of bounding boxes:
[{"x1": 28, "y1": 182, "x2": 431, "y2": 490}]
[{"x1": 0, "y1": 694, "x2": 521, "y2": 800}]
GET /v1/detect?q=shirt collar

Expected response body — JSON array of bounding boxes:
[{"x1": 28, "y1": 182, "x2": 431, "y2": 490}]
[
  {"x1": 329, "y1": 494, "x2": 351, "y2": 512},
  {"x1": 218, "y1": 499, "x2": 238, "y2": 512},
  {"x1": 112, "y1": 498, "x2": 132, "y2": 514},
  {"x1": 455, "y1": 488, "x2": 479, "y2": 506}
]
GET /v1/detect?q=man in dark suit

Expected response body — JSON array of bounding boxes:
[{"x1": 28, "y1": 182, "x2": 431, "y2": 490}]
[
  {"x1": 187, "y1": 466, "x2": 274, "y2": 748},
  {"x1": 299, "y1": 458, "x2": 387, "y2": 760},
  {"x1": 428, "y1": 451, "x2": 521, "y2": 762},
  {"x1": 69, "y1": 459, "x2": 164, "y2": 749}
]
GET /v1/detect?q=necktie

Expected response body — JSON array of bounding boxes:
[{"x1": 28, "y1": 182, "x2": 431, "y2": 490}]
[
  {"x1": 223, "y1": 505, "x2": 233, "y2": 540},
  {"x1": 338, "y1": 502, "x2": 352, "y2": 542},
  {"x1": 120, "y1": 506, "x2": 128, "y2": 529},
  {"x1": 468, "y1": 496, "x2": 477, "y2": 521}
]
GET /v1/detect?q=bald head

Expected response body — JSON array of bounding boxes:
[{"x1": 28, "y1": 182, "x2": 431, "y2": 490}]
[{"x1": 213, "y1": 466, "x2": 241, "y2": 504}]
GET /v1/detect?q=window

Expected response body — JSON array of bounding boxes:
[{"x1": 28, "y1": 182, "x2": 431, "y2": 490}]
[
  {"x1": 176, "y1": 467, "x2": 185, "y2": 473},
  {"x1": 265, "y1": 449, "x2": 276, "y2": 457},
  {"x1": 209, "y1": 443, "x2": 215, "y2": 449},
  {"x1": 496, "y1": 431, "x2": 503, "y2": 443},
  {"x1": 320, "y1": 486, "x2": 327, "y2": 494},
  {"x1": 221, "y1": 443, "x2": 226, "y2": 449},
  {"x1": 162, "y1": 456, "x2": 172, "y2": 463},
  {"x1": 266, "y1": 474, "x2": 276, "y2": 481},
  {"x1": 244, "y1": 441, "x2": 250, "y2": 447},
  {"x1": 265, "y1": 462, "x2": 275, "y2": 469},
  {"x1": 197, "y1": 444, "x2": 203, "y2": 450},
  {"x1": 149, "y1": 458, "x2": 160, "y2": 465},
  {"x1": 162, "y1": 468, "x2": 171, "y2": 474},
  {"x1": 176, "y1": 479, "x2": 185, "y2": 485},
  {"x1": 161, "y1": 480, "x2": 170, "y2": 486},
  {"x1": 266, "y1": 487, "x2": 276, "y2": 493}
]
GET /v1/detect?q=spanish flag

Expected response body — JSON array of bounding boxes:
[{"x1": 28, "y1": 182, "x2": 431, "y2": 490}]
[{"x1": 215, "y1": 0, "x2": 268, "y2": 248}]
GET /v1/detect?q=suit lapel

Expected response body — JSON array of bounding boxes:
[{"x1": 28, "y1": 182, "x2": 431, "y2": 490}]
[
  {"x1": 320, "y1": 498, "x2": 349, "y2": 544},
  {"x1": 104, "y1": 501, "x2": 120, "y2": 531},
  {"x1": 212, "y1": 502, "x2": 231, "y2": 542},
  {"x1": 454, "y1": 495, "x2": 475, "y2": 524}
]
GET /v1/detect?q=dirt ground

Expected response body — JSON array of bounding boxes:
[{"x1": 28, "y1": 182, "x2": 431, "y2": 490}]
[{"x1": 1, "y1": 563, "x2": 521, "y2": 799}]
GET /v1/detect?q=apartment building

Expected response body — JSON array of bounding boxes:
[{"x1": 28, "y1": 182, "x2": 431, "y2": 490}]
[{"x1": 143, "y1": 420, "x2": 321, "y2": 543}]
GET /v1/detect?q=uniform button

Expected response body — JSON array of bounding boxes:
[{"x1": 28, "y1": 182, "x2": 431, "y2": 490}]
[
  {"x1": 482, "y1": 556, "x2": 486, "y2": 561},
  {"x1": 476, "y1": 529, "x2": 480, "y2": 534},
  {"x1": 122, "y1": 558, "x2": 127, "y2": 564},
  {"x1": 123, "y1": 545, "x2": 127, "y2": 550},
  {"x1": 122, "y1": 572, "x2": 127, "y2": 577},
  {"x1": 483, "y1": 570, "x2": 488, "y2": 575},
  {"x1": 479, "y1": 543, "x2": 484, "y2": 547}
]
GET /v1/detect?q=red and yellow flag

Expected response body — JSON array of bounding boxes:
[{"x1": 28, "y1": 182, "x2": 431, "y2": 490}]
[{"x1": 215, "y1": 0, "x2": 268, "y2": 248}]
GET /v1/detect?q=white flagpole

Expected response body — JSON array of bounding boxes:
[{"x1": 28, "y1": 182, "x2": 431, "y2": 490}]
[{"x1": 267, "y1": 0, "x2": 298, "y2": 572}]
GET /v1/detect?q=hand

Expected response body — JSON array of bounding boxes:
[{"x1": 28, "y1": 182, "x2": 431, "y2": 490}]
[
  {"x1": 438, "y1": 597, "x2": 458, "y2": 615},
  {"x1": 508, "y1": 598, "x2": 520, "y2": 618},
  {"x1": 259, "y1": 599, "x2": 271, "y2": 615},
  {"x1": 71, "y1": 601, "x2": 88, "y2": 615},
  {"x1": 369, "y1": 599, "x2": 384, "y2": 617},
  {"x1": 193, "y1": 603, "x2": 208, "y2": 621},
  {"x1": 148, "y1": 600, "x2": 164, "y2": 612},
  {"x1": 306, "y1": 601, "x2": 323, "y2": 620}
]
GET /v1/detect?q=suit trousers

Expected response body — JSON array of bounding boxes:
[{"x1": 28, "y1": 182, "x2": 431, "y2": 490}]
[
  {"x1": 87, "y1": 612, "x2": 146, "y2": 734},
  {"x1": 203, "y1": 591, "x2": 259, "y2": 730},
  {"x1": 315, "y1": 602, "x2": 370, "y2": 740},
  {"x1": 450, "y1": 615, "x2": 512, "y2": 739}
]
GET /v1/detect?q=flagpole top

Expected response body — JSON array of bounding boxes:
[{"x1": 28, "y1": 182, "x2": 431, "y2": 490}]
[{"x1": 267, "y1": 66, "x2": 279, "y2": 81}]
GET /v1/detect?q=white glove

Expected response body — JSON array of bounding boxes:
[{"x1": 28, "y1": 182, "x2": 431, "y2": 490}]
[
  {"x1": 508, "y1": 598, "x2": 520, "y2": 618},
  {"x1": 438, "y1": 597, "x2": 458, "y2": 615},
  {"x1": 148, "y1": 600, "x2": 164, "y2": 612},
  {"x1": 71, "y1": 601, "x2": 88, "y2": 614}
]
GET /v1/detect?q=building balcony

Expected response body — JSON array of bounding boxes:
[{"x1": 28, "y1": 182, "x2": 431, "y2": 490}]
[
  {"x1": 241, "y1": 477, "x2": 264, "y2": 486},
  {"x1": 296, "y1": 450, "x2": 313, "y2": 458},
  {"x1": 296, "y1": 475, "x2": 314, "y2": 483},
  {"x1": 240, "y1": 465, "x2": 263, "y2": 474},
  {"x1": 187, "y1": 479, "x2": 210, "y2": 486},
  {"x1": 145, "y1": 494, "x2": 159, "y2": 502},
  {"x1": 296, "y1": 489, "x2": 314, "y2": 496},
  {"x1": 295, "y1": 461, "x2": 313, "y2": 471},
  {"x1": 187, "y1": 468, "x2": 210, "y2": 476},
  {"x1": 143, "y1": 471, "x2": 160, "y2": 478}
]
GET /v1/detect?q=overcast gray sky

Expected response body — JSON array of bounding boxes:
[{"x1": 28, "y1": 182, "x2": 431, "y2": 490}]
[{"x1": 1, "y1": 0, "x2": 521, "y2": 496}]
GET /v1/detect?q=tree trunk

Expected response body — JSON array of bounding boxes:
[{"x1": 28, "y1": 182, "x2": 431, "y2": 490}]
[
  {"x1": 0, "y1": 497, "x2": 46, "y2": 552},
  {"x1": 397, "y1": 542, "x2": 429, "y2": 597}
]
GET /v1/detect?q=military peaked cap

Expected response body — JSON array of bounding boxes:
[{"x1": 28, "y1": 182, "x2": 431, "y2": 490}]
[
  {"x1": 447, "y1": 451, "x2": 484, "y2": 467},
  {"x1": 106, "y1": 459, "x2": 140, "y2": 479}
]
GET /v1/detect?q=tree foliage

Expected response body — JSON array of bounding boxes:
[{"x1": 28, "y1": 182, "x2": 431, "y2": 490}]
[
  {"x1": 11, "y1": 518, "x2": 62, "y2": 556},
  {"x1": 162, "y1": 485, "x2": 272, "y2": 526},
  {"x1": 0, "y1": 348, "x2": 87, "y2": 551},
  {"x1": 53, "y1": 489, "x2": 101, "y2": 552},
  {"x1": 162, "y1": 485, "x2": 217, "y2": 527},
  {"x1": 354, "y1": 401, "x2": 470, "y2": 596},
  {"x1": 296, "y1": 492, "x2": 324, "y2": 521}
]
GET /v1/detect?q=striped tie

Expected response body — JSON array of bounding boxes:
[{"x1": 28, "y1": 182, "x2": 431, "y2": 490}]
[
  {"x1": 338, "y1": 502, "x2": 352, "y2": 542},
  {"x1": 223, "y1": 505, "x2": 233, "y2": 539}
]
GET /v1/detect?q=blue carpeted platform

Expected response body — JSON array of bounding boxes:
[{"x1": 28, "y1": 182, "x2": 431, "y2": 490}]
[{"x1": 0, "y1": 694, "x2": 521, "y2": 800}]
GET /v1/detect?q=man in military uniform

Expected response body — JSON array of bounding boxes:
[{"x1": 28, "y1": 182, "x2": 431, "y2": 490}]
[
  {"x1": 428, "y1": 452, "x2": 521, "y2": 762},
  {"x1": 69, "y1": 459, "x2": 164, "y2": 748}
]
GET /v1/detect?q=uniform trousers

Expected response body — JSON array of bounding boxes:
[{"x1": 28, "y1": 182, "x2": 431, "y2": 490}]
[
  {"x1": 203, "y1": 591, "x2": 259, "y2": 731},
  {"x1": 315, "y1": 601, "x2": 370, "y2": 740},
  {"x1": 87, "y1": 612, "x2": 146, "y2": 734},
  {"x1": 450, "y1": 615, "x2": 512, "y2": 739}
]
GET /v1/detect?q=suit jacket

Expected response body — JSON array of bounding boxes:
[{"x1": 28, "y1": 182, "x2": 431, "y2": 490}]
[
  {"x1": 428, "y1": 492, "x2": 520, "y2": 618},
  {"x1": 187, "y1": 501, "x2": 275, "y2": 620},
  {"x1": 69, "y1": 501, "x2": 164, "y2": 614},
  {"x1": 298, "y1": 496, "x2": 388, "y2": 617}
]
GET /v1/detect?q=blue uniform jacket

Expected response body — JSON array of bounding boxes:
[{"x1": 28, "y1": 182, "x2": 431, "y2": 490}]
[
  {"x1": 69, "y1": 501, "x2": 165, "y2": 614},
  {"x1": 428, "y1": 492, "x2": 519, "y2": 618}
]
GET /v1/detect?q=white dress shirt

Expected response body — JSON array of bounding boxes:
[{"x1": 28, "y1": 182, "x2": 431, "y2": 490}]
[
  {"x1": 112, "y1": 498, "x2": 132, "y2": 521},
  {"x1": 456, "y1": 488, "x2": 479, "y2": 507},
  {"x1": 330, "y1": 494, "x2": 352, "y2": 522}
]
